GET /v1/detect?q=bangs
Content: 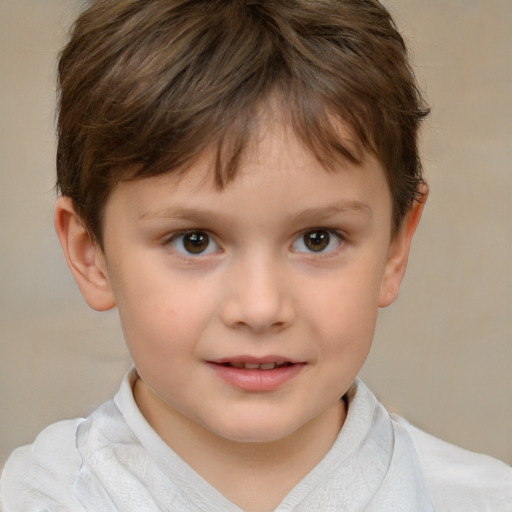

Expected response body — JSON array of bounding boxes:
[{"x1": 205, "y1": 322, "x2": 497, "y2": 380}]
[{"x1": 57, "y1": 0, "x2": 428, "y2": 244}]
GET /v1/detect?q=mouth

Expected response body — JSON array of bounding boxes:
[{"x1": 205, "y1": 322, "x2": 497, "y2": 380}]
[
  {"x1": 207, "y1": 357, "x2": 305, "y2": 391},
  {"x1": 216, "y1": 361, "x2": 294, "y2": 370}
]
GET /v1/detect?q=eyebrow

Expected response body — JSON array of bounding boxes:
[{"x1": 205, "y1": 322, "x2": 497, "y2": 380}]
[
  {"x1": 139, "y1": 206, "x2": 233, "y2": 225},
  {"x1": 139, "y1": 200, "x2": 372, "y2": 224},
  {"x1": 292, "y1": 201, "x2": 373, "y2": 223}
]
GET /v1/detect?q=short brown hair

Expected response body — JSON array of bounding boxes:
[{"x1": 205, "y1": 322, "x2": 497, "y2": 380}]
[{"x1": 57, "y1": 0, "x2": 429, "y2": 245}]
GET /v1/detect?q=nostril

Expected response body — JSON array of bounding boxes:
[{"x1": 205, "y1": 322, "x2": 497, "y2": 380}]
[{"x1": 220, "y1": 278, "x2": 295, "y2": 332}]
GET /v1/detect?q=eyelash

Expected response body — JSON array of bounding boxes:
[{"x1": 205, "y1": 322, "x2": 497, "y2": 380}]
[
  {"x1": 165, "y1": 228, "x2": 345, "y2": 257},
  {"x1": 291, "y1": 229, "x2": 345, "y2": 255},
  {"x1": 167, "y1": 230, "x2": 220, "y2": 257}
]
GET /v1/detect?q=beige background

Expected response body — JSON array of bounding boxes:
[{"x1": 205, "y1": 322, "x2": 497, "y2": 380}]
[{"x1": 1, "y1": 0, "x2": 511, "y2": 467}]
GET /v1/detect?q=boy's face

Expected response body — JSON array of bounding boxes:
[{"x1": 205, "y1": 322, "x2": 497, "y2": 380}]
[{"x1": 82, "y1": 120, "x2": 415, "y2": 444}]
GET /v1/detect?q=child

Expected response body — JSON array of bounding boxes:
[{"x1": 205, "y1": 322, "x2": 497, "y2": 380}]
[{"x1": 1, "y1": 0, "x2": 511, "y2": 510}]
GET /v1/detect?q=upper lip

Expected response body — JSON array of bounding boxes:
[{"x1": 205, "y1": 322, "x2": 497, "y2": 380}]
[{"x1": 208, "y1": 355, "x2": 303, "y2": 365}]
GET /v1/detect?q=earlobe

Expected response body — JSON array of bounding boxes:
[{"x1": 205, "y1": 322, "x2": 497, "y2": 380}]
[
  {"x1": 378, "y1": 184, "x2": 428, "y2": 308},
  {"x1": 54, "y1": 197, "x2": 115, "y2": 311}
]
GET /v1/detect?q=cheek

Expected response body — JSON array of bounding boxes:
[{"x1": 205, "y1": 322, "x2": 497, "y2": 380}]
[
  {"x1": 305, "y1": 262, "x2": 383, "y2": 355},
  {"x1": 319, "y1": 305, "x2": 377, "y2": 366},
  {"x1": 312, "y1": 290, "x2": 378, "y2": 396},
  {"x1": 109, "y1": 264, "x2": 214, "y2": 359},
  {"x1": 117, "y1": 283, "x2": 209, "y2": 398}
]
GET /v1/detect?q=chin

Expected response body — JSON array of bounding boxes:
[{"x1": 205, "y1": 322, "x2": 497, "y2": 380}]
[{"x1": 209, "y1": 416, "x2": 301, "y2": 444}]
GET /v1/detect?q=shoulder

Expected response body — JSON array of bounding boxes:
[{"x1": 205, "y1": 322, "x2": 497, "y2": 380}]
[
  {"x1": 1, "y1": 417, "x2": 86, "y2": 511},
  {"x1": 0, "y1": 372, "x2": 141, "y2": 512},
  {"x1": 394, "y1": 416, "x2": 512, "y2": 512}
]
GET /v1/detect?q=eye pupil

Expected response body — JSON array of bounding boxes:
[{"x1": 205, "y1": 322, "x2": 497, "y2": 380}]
[
  {"x1": 304, "y1": 231, "x2": 330, "y2": 252},
  {"x1": 183, "y1": 232, "x2": 209, "y2": 254}
]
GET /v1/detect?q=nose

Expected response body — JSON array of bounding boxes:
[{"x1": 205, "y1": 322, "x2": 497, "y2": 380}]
[{"x1": 220, "y1": 254, "x2": 295, "y2": 333}]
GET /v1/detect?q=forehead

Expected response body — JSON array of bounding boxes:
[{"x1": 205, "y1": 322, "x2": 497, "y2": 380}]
[{"x1": 104, "y1": 119, "x2": 392, "y2": 232}]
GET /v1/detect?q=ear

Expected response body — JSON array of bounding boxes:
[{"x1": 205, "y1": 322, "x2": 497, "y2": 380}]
[
  {"x1": 54, "y1": 197, "x2": 115, "y2": 311},
  {"x1": 378, "y1": 183, "x2": 428, "y2": 308}
]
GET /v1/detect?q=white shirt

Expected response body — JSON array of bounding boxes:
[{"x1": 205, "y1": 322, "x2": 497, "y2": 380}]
[{"x1": 1, "y1": 370, "x2": 511, "y2": 511}]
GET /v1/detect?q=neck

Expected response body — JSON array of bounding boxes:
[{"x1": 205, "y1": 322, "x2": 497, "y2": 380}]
[{"x1": 134, "y1": 378, "x2": 346, "y2": 512}]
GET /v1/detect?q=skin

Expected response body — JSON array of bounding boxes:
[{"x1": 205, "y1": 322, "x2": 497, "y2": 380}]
[{"x1": 55, "y1": 119, "x2": 426, "y2": 511}]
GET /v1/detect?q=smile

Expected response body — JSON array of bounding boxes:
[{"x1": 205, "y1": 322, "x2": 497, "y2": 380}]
[
  {"x1": 218, "y1": 361, "x2": 293, "y2": 370},
  {"x1": 207, "y1": 358, "x2": 305, "y2": 392}
]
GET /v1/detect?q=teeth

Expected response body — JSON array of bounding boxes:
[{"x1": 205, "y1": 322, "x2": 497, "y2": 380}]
[{"x1": 227, "y1": 362, "x2": 284, "y2": 370}]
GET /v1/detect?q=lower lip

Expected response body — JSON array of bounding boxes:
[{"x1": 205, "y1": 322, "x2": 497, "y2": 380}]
[{"x1": 207, "y1": 363, "x2": 305, "y2": 392}]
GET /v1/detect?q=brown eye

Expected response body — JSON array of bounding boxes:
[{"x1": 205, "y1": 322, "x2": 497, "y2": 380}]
[
  {"x1": 171, "y1": 231, "x2": 218, "y2": 255},
  {"x1": 292, "y1": 229, "x2": 342, "y2": 254},
  {"x1": 183, "y1": 232, "x2": 209, "y2": 253},
  {"x1": 303, "y1": 230, "x2": 330, "y2": 252}
]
